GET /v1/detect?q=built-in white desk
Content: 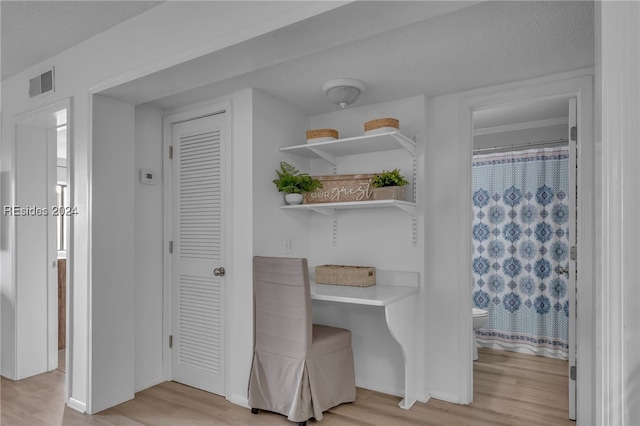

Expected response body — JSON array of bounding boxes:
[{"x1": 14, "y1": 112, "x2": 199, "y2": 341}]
[{"x1": 310, "y1": 270, "x2": 420, "y2": 409}]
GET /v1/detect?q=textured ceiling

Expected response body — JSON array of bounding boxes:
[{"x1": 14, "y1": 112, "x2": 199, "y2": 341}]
[
  {"x1": 1, "y1": 0, "x2": 164, "y2": 80},
  {"x1": 134, "y1": 1, "x2": 595, "y2": 115}
]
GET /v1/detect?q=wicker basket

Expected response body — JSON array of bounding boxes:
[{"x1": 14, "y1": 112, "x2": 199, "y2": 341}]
[
  {"x1": 306, "y1": 128, "x2": 339, "y2": 141},
  {"x1": 315, "y1": 265, "x2": 376, "y2": 287},
  {"x1": 363, "y1": 118, "x2": 399, "y2": 133}
]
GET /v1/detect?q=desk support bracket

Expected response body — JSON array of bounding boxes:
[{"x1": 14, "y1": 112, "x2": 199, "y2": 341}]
[{"x1": 385, "y1": 295, "x2": 418, "y2": 409}]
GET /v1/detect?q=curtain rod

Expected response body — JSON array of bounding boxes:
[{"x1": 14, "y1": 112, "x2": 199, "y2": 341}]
[{"x1": 473, "y1": 138, "x2": 569, "y2": 154}]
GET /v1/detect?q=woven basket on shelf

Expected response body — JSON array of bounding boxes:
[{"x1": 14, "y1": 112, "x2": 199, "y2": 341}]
[
  {"x1": 315, "y1": 265, "x2": 376, "y2": 287},
  {"x1": 363, "y1": 118, "x2": 399, "y2": 133},
  {"x1": 306, "y1": 128, "x2": 339, "y2": 141}
]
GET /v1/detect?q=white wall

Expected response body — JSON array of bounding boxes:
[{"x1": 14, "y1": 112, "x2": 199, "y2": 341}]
[
  {"x1": 252, "y1": 90, "x2": 312, "y2": 259},
  {"x1": 220, "y1": 89, "x2": 254, "y2": 406},
  {"x1": 307, "y1": 96, "x2": 427, "y2": 399},
  {"x1": 597, "y1": 2, "x2": 640, "y2": 424},
  {"x1": 91, "y1": 95, "x2": 135, "y2": 412},
  {"x1": 425, "y1": 92, "x2": 471, "y2": 402},
  {"x1": 133, "y1": 104, "x2": 164, "y2": 391}
]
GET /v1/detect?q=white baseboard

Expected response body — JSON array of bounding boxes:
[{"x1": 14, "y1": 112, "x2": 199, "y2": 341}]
[
  {"x1": 135, "y1": 375, "x2": 166, "y2": 393},
  {"x1": 355, "y1": 381, "x2": 430, "y2": 407},
  {"x1": 417, "y1": 392, "x2": 430, "y2": 403},
  {"x1": 428, "y1": 390, "x2": 462, "y2": 404},
  {"x1": 67, "y1": 397, "x2": 86, "y2": 413},
  {"x1": 1, "y1": 367, "x2": 15, "y2": 380},
  {"x1": 355, "y1": 380, "x2": 403, "y2": 398},
  {"x1": 227, "y1": 393, "x2": 249, "y2": 408}
]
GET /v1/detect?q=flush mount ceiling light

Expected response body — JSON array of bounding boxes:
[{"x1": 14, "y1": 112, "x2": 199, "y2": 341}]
[{"x1": 322, "y1": 78, "x2": 365, "y2": 108}]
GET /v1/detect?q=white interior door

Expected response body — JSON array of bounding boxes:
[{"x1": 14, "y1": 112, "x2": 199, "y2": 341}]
[
  {"x1": 171, "y1": 113, "x2": 226, "y2": 395},
  {"x1": 15, "y1": 122, "x2": 58, "y2": 378},
  {"x1": 568, "y1": 97, "x2": 577, "y2": 420}
]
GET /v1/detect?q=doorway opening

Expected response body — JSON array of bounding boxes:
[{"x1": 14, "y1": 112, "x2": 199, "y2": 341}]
[
  {"x1": 12, "y1": 99, "x2": 71, "y2": 391},
  {"x1": 470, "y1": 95, "x2": 577, "y2": 419},
  {"x1": 56, "y1": 112, "x2": 69, "y2": 374}
]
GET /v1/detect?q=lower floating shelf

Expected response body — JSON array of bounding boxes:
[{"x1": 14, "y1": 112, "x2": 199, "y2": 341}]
[{"x1": 280, "y1": 199, "x2": 417, "y2": 217}]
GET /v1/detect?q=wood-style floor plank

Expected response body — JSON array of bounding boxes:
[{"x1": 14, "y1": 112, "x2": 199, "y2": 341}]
[{"x1": 1, "y1": 348, "x2": 574, "y2": 425}]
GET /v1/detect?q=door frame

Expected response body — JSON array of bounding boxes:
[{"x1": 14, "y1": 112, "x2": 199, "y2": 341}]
[
  {"x1": 11, "y1": 98, "x2": 72, "y2": 394},
  {"x1": 162, "y1": 100, "x2": 233, "y2": 386},
  {"x1": 458, "y1": 74, "x2": 594, "y2": 424}
]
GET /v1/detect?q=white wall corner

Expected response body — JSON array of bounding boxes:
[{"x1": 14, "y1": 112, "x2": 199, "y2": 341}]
[
  {"x1": 134, "y1": 376, "x2": 166, "y2": 394},
  {"x1": 596, "y1": 1, "x2": 640, "y2": 425}
]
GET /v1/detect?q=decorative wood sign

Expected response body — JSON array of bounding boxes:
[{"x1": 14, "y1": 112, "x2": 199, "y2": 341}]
[{"x1": 303, "y1": 174, "x2": 375, "y2": 204}]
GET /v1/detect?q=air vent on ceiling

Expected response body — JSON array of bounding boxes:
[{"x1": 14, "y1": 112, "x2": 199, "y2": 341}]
[{"x1": 29, "y1": 67, "x2": 55, "y2": 98}]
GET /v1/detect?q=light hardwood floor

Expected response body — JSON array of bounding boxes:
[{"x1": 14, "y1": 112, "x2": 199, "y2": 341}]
[{"x1": 1, "y1": 348, "x2": 574, "y2": 426}]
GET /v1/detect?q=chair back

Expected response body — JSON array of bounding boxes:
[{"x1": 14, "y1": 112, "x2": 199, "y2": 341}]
[{"x1": 253, "y1": 256, "x2": 312, "y2": 358}]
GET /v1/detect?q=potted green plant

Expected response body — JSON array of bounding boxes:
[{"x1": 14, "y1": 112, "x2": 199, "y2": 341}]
[
  {"x1": 371, "y1": 169, "x2": 410, "y2": 201},
  {"x1": 273, "y1": 161, "x2": 323, "y2": 204}
]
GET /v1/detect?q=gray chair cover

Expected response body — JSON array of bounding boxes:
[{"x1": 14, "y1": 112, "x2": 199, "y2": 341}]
[{"x1": 248, "y1": 256, "x2": 356, "y2": 423}]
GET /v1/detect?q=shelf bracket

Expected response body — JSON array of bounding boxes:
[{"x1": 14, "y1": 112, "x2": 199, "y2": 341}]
[
  {"x1": 306, "y1": 206, "x2": 336, "y2": 218},
  {"x1": 391, "y1": 133, "x2": 417, "y2": 157},
  {"x1": 306, "y1": 147, "x2": 337, "y2": 166},
  {"x1": 394, "y1": 203, "x2": 417, "y2": 216}
]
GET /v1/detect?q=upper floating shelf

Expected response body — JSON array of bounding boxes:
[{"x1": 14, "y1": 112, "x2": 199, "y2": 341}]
[{"x1": 280, "y1": 131, "x2": 416, "y2": 165}]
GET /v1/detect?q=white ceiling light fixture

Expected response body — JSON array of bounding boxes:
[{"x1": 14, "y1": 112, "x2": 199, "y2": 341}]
[{"x1": 322, "y1": 78, "x2": 365, "y2": 108}]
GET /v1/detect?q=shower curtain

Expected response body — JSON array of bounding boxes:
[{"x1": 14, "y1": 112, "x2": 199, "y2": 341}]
[{"x1": 472, "y1": 147, "x2": 570, "y2": 359}]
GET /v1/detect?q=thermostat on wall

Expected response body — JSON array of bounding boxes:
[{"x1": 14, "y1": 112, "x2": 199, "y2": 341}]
[{"x1": 140, "y1": 169, "x2": 157, "y2": 185}]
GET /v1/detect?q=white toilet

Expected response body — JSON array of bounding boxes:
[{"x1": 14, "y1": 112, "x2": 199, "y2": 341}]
[{"x1": 472, "y1": 308, "x2": 489, "y2": 360}]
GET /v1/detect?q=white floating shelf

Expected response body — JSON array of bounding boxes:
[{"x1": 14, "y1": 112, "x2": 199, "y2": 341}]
[
  {"x1": 281, "y1": 199, "x2": 417, "y2": 217},
  {"x1": 280, "y1": 131, "x2": 416, "y2": 165}
]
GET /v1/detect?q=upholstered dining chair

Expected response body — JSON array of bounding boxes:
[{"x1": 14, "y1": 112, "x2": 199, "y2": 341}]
[{"x1": 248, "y1": 256, "x2": 356, "y2": 425}]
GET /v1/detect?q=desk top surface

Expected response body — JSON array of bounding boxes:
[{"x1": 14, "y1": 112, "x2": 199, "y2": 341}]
[{"x1": 310, "y1": 282, "x2": 418, "y2": 306}]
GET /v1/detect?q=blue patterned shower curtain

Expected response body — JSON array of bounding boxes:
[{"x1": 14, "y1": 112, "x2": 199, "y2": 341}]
[{"x1": 472, "y1": 147, "x2": 570, "y2": 359}]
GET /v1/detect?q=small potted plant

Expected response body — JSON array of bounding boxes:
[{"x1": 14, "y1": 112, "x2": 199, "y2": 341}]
[
  {"x1": 273, "y1": 161, "x2": 323, "y2": 204},
  {"x1": 371, "y1": 169, "x2": 410, "y2": 201}
]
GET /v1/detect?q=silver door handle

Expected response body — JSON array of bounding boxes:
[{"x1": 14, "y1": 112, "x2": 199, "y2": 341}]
[
  {"x1": 557, "y1": 266, "x2": 569, "y2": 277},
  {"x1": 213, "y1": 267, "x2": 225, "y2": 277}
]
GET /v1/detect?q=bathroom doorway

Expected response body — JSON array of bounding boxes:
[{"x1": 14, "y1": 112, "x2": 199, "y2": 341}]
[{"x1": 471, "y1": 95, "x2": 577, "y2": 419}]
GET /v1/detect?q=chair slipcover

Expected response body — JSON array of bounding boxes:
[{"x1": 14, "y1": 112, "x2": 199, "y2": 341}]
[{"x1": 248, "y1": 256, "x2": 356, "y2": 423}]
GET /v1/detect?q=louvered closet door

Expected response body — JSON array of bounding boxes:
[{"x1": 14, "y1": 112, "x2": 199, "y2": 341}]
[{"x1": 171, "y1": 113, "x2": 226, "y2": 395}]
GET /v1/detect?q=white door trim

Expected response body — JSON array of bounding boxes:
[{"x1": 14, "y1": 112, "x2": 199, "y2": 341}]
[
  {"x1": 11, "y1": 99, "x2": 72, "y2": 401},
  {"x1": 162, "y1": 100, "x2": 233, "y2": 384},
  {"x1": 459, "y1": 74, "x2": 594, "y2": 425}
]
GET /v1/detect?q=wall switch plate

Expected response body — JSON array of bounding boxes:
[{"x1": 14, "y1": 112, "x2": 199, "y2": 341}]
[
  {"x1": 282, "y1": 236, "x2": 293, "y2": 254},
  {"x1": 140, "y1": 169, "x2": 157, "y2": 185}
]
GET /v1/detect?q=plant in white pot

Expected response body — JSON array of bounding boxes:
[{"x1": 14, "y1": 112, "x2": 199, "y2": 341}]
[
  {"x1": 273, "y1": 161, "x2": 323, "y2": 205},
  {"x1": 371, "y1": 169, "x2": 410, "y2": 201}
]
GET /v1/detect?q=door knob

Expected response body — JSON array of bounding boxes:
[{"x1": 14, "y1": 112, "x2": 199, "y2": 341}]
[
  {"x1": 213, "y1": 267, "x2": 225, "y2": 277},
  {"x1": 557, "y1": 266, "x2": 569, "y2": 277}
]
